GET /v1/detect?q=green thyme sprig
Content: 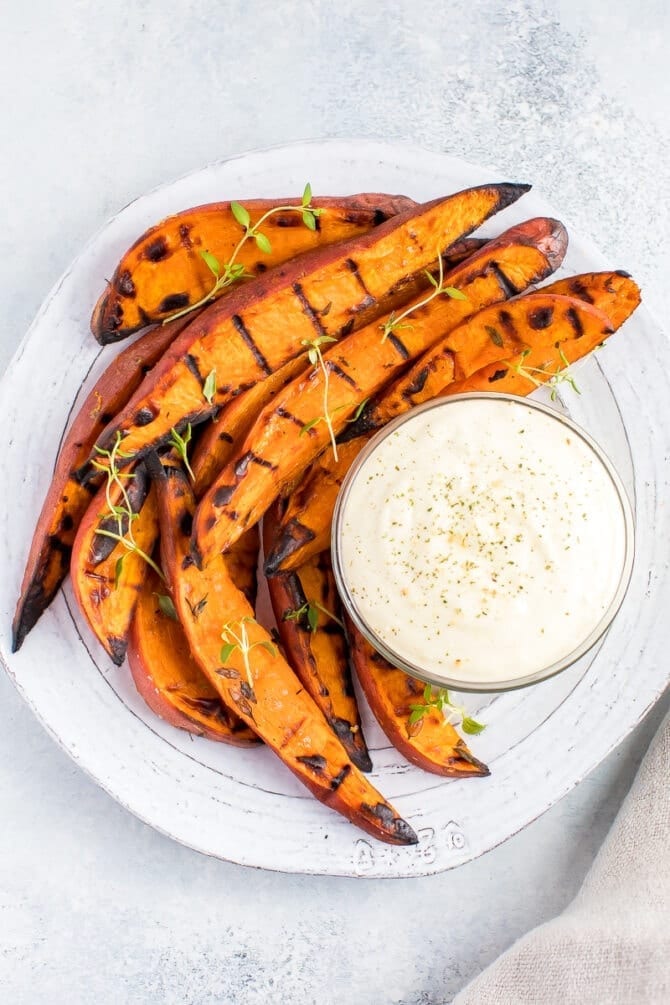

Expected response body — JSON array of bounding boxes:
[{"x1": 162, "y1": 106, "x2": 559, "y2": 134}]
[
  {"x1": 91, "y1": 432, "x2": 164, "y2": 588},
  {"x1": 409, "y1": 684, "x2": 486, "y2": 735},
  {"x1": 299, "y1": 335, "x2": 369, "y2": 462},
  {"x1": 380, "y1": 250, "x2": 467, "y2": 343},
  {"x1": 169, "y1": 424, "x2": 194, "y2": 482},
  {"x1": 164, "y1": 184, "x2": 323, "y2": 324},
  {"x1": 513, "y1": 347, "x2": 581, "y2": 401},
  {"x1": 220, "y1": 617, "x2": 277, "y2": 687},
  {"x1": 283, "y1": 599, "x2": 344, "y2": 633}
]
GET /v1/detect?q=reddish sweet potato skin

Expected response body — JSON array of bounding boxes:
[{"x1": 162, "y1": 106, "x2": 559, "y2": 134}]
[
  {"x1": 12, "y1": 315, "x2": 194, "y2": 652},
  {"x1": 128, "y1": 566, "x2": 260, "y2": 745}
]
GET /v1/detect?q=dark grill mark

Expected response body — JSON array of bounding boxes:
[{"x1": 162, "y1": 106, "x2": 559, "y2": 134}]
[
  {"x1": 145, "y1": 237, "x2": 169, "y2": 262},
  {"x1": 498, "y1": 309, "x2": 518, "y2": 337},
  {"x1": 218, "y1": 431, "x2": 234, "y2": 443},
  {"x1": 326, "y1": 360, "x2": 357, "y2": 387},
  {"x1": 488, "y1": 368, "x2": 508, "y2": 383},
  {"x1": 60, "y1": 514, "x2": 75, "y2": 533},
  {"x1": 273, "y1": 214, "x2": 300, "y2": 228},
  {"x1": 276, "y1": 406, "x2": 306, "y2": 430},
  {"x1": 134, "y1": 407, "x2": 156, "y2": 427},
  {"x1": 344, "y1": 257, "x2": 372, "y2": 298},
  {"x1": 490, "y1": 261, "x2": 521, "y2": 298},
  {"x1": 292, "y1": 283, "x2": 327, "y2": 338},
  {"x1": 402, "y1": 367, "x2": 430, "y2": 398},
  {"x1": 568, "y1": 279, "x2": 594, "y2": 304},
  {"x1": 566, "y1": 306, "x2": 584, "y2": 339},
  {"x1": 338, "y1": 318, "x2": 355, "y2": 337},
  {"x1": 387, "y1": 333, "x2": 410, "y2": 360},
  {"x1": 158, "y1": 292, "x2": 189, "y2": 313},
  {"x1": 99, "y1": 411, "x2": 114, "y2": 425},
  {"x1": 180, "y1": 511, "x2": 193, "y2": 538},
  {"x1": 330, "y1": 765, "x2": 351, "y2": 790},
  {"x1": 528, "y1": 305, "x2": 554, "y2": 330},
  {"x1": 47, "y1": 534, "x2": 72, "y2": 557},
  {"x1": 178, "y1": 223, "x2": 192, "y2": 248},
  {"x1": 117, "y1": 270, "x2": 136, "y2": 298},
  {"x1": 240, "y1": 681, "x2": 257, "y2": 703},
  {"x1": 255, "y1": 262, "x2": 268, "y2": 273},
  {"x1": 231, "y1": 314, "x2": 271, "y2": 375},
  {"x1": 184, "y1": 353, "x2": 203, "y2": 384},
  {"x1": 296, "y1": 754, "x2": 327, "y2": 773},
  {"x1": 234, "y1": 451, "x2": 277, "y2": 477},
  {"x1": 213, "y1": 485, "x2": 236, "y2": 507},
  {"x1": 109, "y1": 637, "x2": 127, "y2": 666},
  {"x1": 373, "y1": 208, "x2": 388, "y2": 225}
]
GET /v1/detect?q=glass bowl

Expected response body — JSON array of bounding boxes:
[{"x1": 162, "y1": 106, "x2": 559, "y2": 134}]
[{"x1": 332, "y1": 393, "x2": 635, "y2": 693}]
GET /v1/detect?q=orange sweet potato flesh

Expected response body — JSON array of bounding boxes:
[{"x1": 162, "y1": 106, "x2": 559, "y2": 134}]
[
  {"x1": 191, "y1": 355, "x2": 308, "y2": 498},
  {"x1": 128, "y1": 568, "x2": 259, "y2": 745},
  {"x1": 347, "y1": 622, "x2": 489, "y2": 778},
  {"x1": 92, "y1": 194, "x2": 417, "y2": 343},
  {"x1": 70, "y1": 465, "x2": 160, "y2": 665},
  {"x1": 446, "y1": 274, "x2": 641, "y2": 397},
  {"x1": 192, "y1": 217, "x2": 564, "y2": 565},
  {"x1": 268, "y1": 280, "x2": 632, "y2": 574},
  {"x1": 150, "y1": 453, "x2": 418, "y2": 845},
  {"x1": 11, "y1": 316, "x2": 193, "y2": 653},
  {"x1": 93, "y1": 183, "x2": 531, "y2": 464},
  {"x1": 263, "y1": 505, "x2": 371, "y2": 771}
]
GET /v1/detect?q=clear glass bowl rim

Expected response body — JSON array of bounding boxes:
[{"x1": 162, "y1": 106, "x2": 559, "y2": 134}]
[{"x1": 331, "y1": 392, "x2": 636, "y2": 694}]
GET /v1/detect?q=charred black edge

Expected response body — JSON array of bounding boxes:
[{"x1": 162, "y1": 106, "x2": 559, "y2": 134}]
[
  {"x1": 489, "y1": 260, "x2": 521, "y2": 298},
  {"x1": 331, "y1": 717, "x2": 373, "y2": 773},
  {"x1": 361, "y1": 802, "x2": 418, "y2": 845},
  {"x1": 456, "y1": 746, "x2": 491, "y2": 777},
  {"x1": 11, "y1": 551, "x2": 70, "y2": 652},
  {"x1": 109, "y1": 635, "x2": 128, "y2": 666},
  {"x1": 264, "y1": 519, "x2": 316, "y2": 576}
]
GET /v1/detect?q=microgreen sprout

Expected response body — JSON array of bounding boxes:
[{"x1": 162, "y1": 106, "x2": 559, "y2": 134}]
[
  {"x1": 409, "y1": 684, "x2": 486, "y2": 735},
  {"x1": 220, "y1": 617, "x2": 277, "y2": 687},
  {"x1": 91, "y1": 432, "x2": 164, "y2": 586},
  {"x1": 380, "y1": 251, "x2": 467, "y2": 343},
  {"x1": 513, "y1": 347, "x2": 581, "y2": 401},
  {"x1": 169, "y1": 424, "x2": 194, "y2": 482},
  {"x1": 164, "y1": 184, "x2": 322, "y2": 323},
  {"x1": 283, "y1": 599, "x2": 344, "y2": 633}
]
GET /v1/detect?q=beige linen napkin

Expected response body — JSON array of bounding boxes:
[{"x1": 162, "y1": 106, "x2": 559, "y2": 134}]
[{"x1": 453, "y1": 708, "x2": 670, "y2": 1005}]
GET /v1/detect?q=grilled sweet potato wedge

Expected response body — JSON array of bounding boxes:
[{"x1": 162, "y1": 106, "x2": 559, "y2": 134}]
[
  {"x1": 192, "y1": 219, "x2": 566, "y2": 565},
  {"x1": 70, "y1": 464, "x2": 160, "y2": 665},
  {"x1": 446, "y1": 274, "x2": 640, "y2": 396},
  {"x1": 347, "y1": 623, "x2": 489, "y2": 777},
  {"x1": 12, "y1": 316, "x2": 193, "y2": 653},
  {"x1": 266, "y1": 285, "x2": 626, "y2": 574},
  {"x1": 92, "y1": 183, "x2": 531, "y2": 464},
  {"x1": 191, "y1": 355, "x2": 308, "y2": 498},
  {"x1": 92, "y1": 194, "x2": 417, "y2": 343},
  {"x1": 150, "y1": 454, "x2": 417, "y2": 845},
  {"x1": 264, "y1": 440, "x2": 362, "y2": 576},
  {"x1": 128, "y1": 567, "x2": 260, "y2": 745},
  {"x1": 263, "y1": 505, "x2": 371, "y2": 771}
]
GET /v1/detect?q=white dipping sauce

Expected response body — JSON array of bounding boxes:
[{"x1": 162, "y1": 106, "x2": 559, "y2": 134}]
[{"x1": 337, "y1": 397, "x2": 629, "y2": 684}]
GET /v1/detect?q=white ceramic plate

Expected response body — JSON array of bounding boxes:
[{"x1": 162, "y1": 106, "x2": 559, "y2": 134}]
[{"x1": 1, "y1": 140, "x2": 667, "y2": 877}]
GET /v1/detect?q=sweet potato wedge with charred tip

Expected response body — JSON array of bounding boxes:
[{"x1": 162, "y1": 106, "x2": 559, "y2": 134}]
[
  {"x1": 70, "y1": 464, "x2": 160, "y2": 665},
  {"x1": 263, "y1": 440, "x2": 363, "y2": 576},
  {"x1": 11, "y1": 315, "x2": 193, "y2": 653},
  {"x1": 347, "y1": 622, "x2": 489, "y2": 778},
  {"x1": 263, "y1": 505, "x2": 371, "y2": 771},
  {"x1": 266, "y1": 281, "x2": 628, "y2": 576},
  {"x1": 128, "y1": 568, "x2": 260, "y2": 745},
  {"x1": 192, "y1": 215, "x2": 562, "y2": 565},
  {"x1": 92, "y1": 194, "x2": 417, "y2": 343},
  {"x1": 92, "y1": 183, "x2": 531, "y2": 465},
  {"x1": 191, "y1": 355, "x2": 308, "y2": 498},
  {"x1": 150, "y1": 453, "x2": 417, "y2": 845}
]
